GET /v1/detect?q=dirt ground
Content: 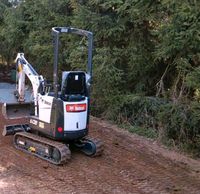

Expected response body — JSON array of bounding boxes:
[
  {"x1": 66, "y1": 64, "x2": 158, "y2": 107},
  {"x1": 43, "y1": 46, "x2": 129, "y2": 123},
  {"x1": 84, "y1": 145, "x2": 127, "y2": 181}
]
[{"x1": 0, "y1": 105, "x2": 200, "y2": 194}]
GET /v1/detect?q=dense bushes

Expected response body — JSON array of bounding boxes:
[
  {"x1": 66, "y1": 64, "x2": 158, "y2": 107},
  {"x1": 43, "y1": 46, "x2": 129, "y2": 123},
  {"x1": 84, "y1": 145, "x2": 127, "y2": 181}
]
[{"x1": 100, "y1": 95, "x2": 200, "y2": 155}]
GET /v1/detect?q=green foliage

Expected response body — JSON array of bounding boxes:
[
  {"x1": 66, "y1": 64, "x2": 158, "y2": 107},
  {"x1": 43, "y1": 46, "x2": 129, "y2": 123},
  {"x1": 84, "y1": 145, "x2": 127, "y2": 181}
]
[
  {"x1": 1, "y1": 0, "x2": 200, "y2": 155},
  {"x1": 116, "y1": 95, "x2": 200, "y2": 154},
  {"x1": 91, "y1": 47, "x2": 124, "y2": 116},
  {"x1": 156, "y1": 101, "x2": 200, "y2": 155},
  {"x1": 155, "y1": 0, "x2": 200, "y2": 99},
  {"x1": 128, "y1": 126, "x2": 158, "y2": 139}
]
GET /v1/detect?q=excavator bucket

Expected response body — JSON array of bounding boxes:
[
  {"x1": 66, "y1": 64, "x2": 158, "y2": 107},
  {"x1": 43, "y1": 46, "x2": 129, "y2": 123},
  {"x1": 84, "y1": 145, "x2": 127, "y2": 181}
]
[
  {"x1": 0, "y1": 83, "x2": 32, "y2": 119},
  {"x1": 2, "y1": 102, "x2": 32, "y2": 119}
]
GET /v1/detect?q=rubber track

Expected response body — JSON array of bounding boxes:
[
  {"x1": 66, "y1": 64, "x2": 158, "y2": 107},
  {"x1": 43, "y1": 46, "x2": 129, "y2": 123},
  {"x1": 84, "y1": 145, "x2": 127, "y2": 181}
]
[
  {"x1": 84, "y1": 137, "x2": 104, "y2": 156},
  {"x1": 14, "y1": 132, "x2": 71, "y2": 165}
]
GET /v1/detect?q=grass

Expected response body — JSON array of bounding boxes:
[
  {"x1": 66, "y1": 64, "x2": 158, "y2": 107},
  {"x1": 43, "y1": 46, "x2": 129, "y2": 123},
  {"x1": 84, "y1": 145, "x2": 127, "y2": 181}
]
[{"x1": 120, "y1": 123, "x2": 158, "y2": 139}]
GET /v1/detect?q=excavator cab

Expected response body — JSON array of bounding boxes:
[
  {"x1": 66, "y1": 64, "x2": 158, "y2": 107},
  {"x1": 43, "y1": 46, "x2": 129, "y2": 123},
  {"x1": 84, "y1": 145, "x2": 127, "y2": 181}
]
[{"x1": 60, "y1": 71, "x2": 89, "y2": 102}]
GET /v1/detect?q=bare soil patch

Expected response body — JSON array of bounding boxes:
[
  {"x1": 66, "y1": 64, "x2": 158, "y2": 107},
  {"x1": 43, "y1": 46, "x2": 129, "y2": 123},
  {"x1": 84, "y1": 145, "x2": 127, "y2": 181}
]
[{"x1": 0, "y1": 104, "x2": 200, "y2": 194}]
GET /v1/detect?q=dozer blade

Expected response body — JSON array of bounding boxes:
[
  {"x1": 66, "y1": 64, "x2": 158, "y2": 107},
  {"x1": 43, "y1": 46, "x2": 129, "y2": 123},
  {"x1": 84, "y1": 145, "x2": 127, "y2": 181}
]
[{"x1": 2, "y1": 102, "x2": 33, "y2": 119}]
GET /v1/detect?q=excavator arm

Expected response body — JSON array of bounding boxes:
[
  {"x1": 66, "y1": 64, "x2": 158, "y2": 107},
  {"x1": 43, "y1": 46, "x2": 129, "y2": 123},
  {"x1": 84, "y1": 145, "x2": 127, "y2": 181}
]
[
  {"x1": 16, "y1": 53, "x2": 41, "y2": 102},
  {"x1": 15, "y1": 53, "x2": 44, "y2": 116}
]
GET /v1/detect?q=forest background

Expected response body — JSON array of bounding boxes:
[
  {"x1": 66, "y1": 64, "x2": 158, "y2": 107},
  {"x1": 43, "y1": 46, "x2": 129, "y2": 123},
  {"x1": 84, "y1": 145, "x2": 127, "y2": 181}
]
[{"x1": 0, "y1": 0, "x2": 200, "y2": 156}]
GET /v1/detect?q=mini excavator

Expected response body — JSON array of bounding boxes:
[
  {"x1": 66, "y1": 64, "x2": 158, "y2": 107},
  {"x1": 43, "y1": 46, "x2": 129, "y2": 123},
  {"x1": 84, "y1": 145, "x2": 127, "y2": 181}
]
[{"x1": 2, "y1": 27, "x2": 103, "y2": 165}]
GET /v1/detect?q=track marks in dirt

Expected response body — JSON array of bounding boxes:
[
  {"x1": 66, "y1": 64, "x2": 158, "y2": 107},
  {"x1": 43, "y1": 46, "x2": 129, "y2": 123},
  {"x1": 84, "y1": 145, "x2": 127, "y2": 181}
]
[{"x1": 0, "y1": 109, "x2": 200, "y2": 193}]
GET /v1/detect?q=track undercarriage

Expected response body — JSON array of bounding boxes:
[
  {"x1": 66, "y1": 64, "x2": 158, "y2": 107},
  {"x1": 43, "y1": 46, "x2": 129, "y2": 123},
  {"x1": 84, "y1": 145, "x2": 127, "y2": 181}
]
[
  {"x1": 14, "y1": 132, "x2": 71, "y2": 165},
  {"x1": 4, "y1": 125, "x2": 103, "y2": 165}
]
